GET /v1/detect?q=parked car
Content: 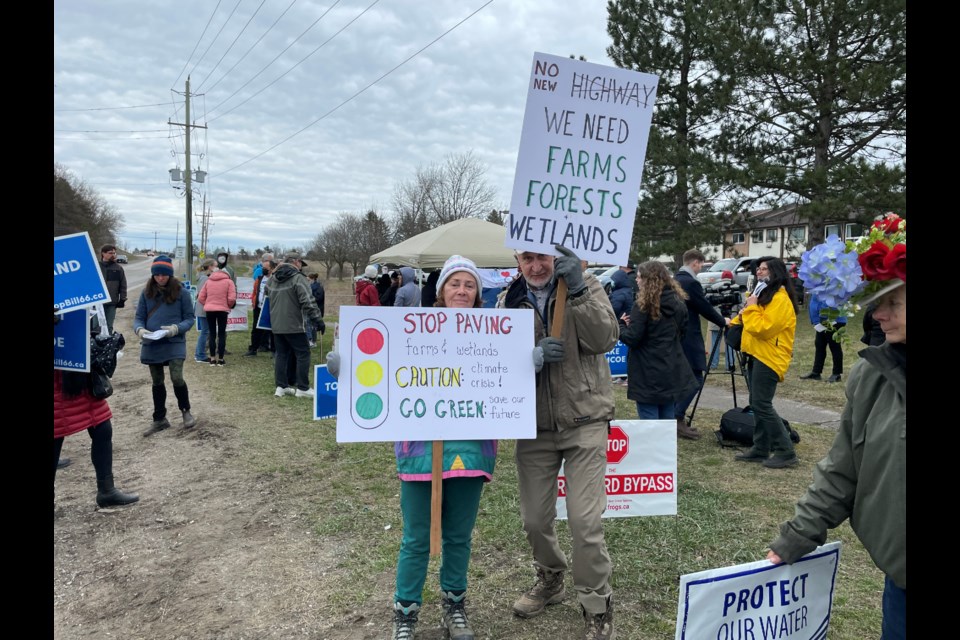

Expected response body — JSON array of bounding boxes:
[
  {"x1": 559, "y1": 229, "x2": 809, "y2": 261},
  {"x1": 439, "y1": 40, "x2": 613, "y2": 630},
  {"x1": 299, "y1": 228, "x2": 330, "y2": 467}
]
[
  {"x1": 596, "y1": 265, "x2": 621, "y2": 294},
  {"x1": 696, "y1": 256, "x2": 757, "y2": 289},
  {"x1": 116, "y1": 254, "x2": 128, "y2": 264}
]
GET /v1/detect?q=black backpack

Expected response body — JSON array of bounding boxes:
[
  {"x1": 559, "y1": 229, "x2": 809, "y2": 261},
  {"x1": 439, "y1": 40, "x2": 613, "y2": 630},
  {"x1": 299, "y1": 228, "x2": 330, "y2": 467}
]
[{"x1": 716, "y1": 406, "x2": 800, "y2": 447}]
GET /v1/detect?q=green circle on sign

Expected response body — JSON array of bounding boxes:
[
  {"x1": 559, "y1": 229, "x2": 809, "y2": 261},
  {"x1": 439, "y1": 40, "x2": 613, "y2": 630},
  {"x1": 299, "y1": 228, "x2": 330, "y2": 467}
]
[{"x1": 356, "y1": 393, "x2": 383, "y2": 420}]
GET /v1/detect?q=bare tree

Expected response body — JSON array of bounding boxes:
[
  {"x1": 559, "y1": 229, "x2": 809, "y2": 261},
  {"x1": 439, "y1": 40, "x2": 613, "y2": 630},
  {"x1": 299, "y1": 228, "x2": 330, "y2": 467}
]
[{"x1": 54, "y1": 163, "x2": 124, "y2": 247}]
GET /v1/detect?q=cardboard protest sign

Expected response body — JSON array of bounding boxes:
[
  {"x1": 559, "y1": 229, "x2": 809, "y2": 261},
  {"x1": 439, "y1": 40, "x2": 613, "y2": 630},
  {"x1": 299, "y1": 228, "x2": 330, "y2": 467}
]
[
  {"x1": 336, "y1": 306, "x2": 536, "y2": 443},
  {"x1": 506, "y1": 53, "x2": 659, "y2": 266},
  {"x1": 557, "y1": 419, "x2": 676, "y2": 519},
  {"x1": 54, "y1": 308, "x2": 91, "y2": 372},
  {"x1": 54, "y1": 232, "x2": 111, "y2": 313},
  {"x1": 675, "y1": 542, "x2": 841, "y2": 640}
]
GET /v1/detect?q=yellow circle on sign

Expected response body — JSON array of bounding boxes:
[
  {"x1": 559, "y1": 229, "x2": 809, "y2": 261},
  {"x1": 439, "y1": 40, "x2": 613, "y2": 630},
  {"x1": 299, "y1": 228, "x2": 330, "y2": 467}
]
[{"x1": 356, "y1": 360, "x2": 383, "y2": 386}]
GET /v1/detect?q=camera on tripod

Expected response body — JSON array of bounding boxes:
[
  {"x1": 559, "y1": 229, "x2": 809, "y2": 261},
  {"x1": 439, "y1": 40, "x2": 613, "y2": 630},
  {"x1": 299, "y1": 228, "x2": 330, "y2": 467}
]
[{"x1": 704, "y1": 280, "x2": 744, "y2": 317}]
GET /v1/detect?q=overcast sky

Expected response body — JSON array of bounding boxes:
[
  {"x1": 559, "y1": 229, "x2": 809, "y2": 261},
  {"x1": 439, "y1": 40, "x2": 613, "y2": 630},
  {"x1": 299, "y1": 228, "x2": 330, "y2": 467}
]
[{"x1": 54, "y1": 0, "x2": 618, "y2": 254}]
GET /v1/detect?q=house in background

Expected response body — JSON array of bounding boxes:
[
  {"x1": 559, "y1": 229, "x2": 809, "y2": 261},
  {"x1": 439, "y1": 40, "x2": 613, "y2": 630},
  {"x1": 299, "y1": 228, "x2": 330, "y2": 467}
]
[{"x1": 721, "y1": 204, "x2": 867, "y2": 260}]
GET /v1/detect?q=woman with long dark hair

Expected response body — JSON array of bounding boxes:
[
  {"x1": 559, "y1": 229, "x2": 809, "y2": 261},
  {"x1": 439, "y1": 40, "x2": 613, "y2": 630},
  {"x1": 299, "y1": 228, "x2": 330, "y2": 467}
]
[
  {"x1": 619, "y1": 261, "x2": 698, "y2": 420},
  {"x1": 135, "y1": 256, "x2": 197, "y2": 436},
  {"x1": 729, "y1": 256, "x2": 799, "y2": 468}
]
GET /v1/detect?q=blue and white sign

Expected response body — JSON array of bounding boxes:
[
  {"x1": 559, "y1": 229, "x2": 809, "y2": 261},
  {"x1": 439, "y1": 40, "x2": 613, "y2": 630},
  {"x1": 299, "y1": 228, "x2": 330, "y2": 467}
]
[
  {"x1": 54, "y1": 232, "x2": 111, "y2": 312},
  {"x1": 256, "y1": 297, "x2": 272, "y2": 330},
  {"x1": 54, "y1": 308, "x2": 91, "y2": 372},
  {"x1": 605, "y1": 340, "x2": 628, "y2": 377},
  {"x1": 675, "y1": 542, "x2": 841, "y2": 640},
  {"x1": 313, "y1": 364, "x2": 338, "y2": 420}
]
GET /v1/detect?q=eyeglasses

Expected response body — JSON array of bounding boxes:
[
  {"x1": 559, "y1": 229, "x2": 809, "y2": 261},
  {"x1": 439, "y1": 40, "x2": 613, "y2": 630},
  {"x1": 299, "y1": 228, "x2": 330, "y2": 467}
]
[{"x1": 874, "y1": 298, "x2": 905, "y2": 313}]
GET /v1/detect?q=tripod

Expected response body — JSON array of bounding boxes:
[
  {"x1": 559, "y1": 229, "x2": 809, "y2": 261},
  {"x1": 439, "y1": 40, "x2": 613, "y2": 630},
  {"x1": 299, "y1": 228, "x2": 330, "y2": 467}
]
[{"x1": 685, "y1": 325, "x2": 750, "y2": 428}]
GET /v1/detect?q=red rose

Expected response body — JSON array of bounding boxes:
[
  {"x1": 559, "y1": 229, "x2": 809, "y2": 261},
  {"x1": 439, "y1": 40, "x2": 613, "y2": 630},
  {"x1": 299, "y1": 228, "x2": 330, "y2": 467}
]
[
  {"x1": 858, "y1": 242, "x2": 893, "y2": 280},
  {"x1": 872, "y1": 214, "x2": 902, "y2": 235},
  {"x1": 882, "y1": 243, "x2": 906, "y2": 282}
]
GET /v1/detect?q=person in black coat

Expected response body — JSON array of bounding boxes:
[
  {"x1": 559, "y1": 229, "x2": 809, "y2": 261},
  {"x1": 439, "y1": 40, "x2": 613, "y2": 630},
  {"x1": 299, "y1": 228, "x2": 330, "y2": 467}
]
[
  {"x1": 861, "y1": 304, "x2": 886, "y2": 346},
  {"x1": 619, "y1": 261, "x2": 699, "y2": 421},
  {"x1": 608, "y1": 269, "x2": 635, "y2": 320},
  {"x1": 673, "y1": 249, "x2": 729, "y2": 439},
  {"x1": 421, "y1": 269, "x2": 441, "y2": 308}
]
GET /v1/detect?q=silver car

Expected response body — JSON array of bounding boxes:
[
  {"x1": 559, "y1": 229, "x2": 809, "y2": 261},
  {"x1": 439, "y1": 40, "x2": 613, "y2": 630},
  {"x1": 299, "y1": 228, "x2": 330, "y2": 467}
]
[{"x1": 696, "y1": 257, "x2": 756, "y2": 288}]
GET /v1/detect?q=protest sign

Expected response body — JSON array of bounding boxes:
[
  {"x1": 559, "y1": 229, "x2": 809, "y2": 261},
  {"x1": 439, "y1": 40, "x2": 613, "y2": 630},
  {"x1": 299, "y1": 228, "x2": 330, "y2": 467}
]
[
  {"x1": 557, "y1": 419, "x2": 676, "y2": 519},
  {"x1": 235, "y1": 276, "x2": 254, "y2": 307},
  {"x1": 313, "y1": 364, "x2": 337, "y2": 420},
  {"x1": 256, "y1": 297, "x2": 272, "y2": 330},
  {"x1": 54, "y1": 232, "x2": 111, "y2": 312},
  {"x1": 54, "y1": 308, "x2": 91, "y2": 372},
  {"x1": 336, "y1": 306, "x2": 536, "y2": 443},
  {"x1": 605, "y1": 340, "x2": 628, "y2": 377},
  {"x1": 675, "y1": 542, "x2": 841, "y2": 640},
  {"x1": 506, "y1": 53, "x2": 659, "y2": 266}
]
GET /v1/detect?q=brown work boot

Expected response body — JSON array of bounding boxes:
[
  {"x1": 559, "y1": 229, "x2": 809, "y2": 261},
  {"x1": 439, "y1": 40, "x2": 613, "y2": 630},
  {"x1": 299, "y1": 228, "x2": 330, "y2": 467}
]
[
  {"x1": 676, "y1": 418, "x2": 701, "y2": 440},
  {"x1": 512, "y1": 567, "x2": 565, "y2": 617},
  {"x1": 582, "y1": 596, "x2": 615, "y2": 639}
]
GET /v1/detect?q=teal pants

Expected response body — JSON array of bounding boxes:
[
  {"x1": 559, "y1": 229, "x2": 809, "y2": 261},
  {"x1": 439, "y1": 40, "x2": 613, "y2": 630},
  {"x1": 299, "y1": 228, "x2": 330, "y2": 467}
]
[{"x1": 395, "y1": 476, "x2": 484, "y2": 605}]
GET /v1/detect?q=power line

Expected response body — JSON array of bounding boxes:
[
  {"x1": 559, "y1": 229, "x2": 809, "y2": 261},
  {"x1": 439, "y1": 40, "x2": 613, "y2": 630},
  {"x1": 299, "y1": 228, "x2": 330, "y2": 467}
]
[
  {"x1": 54, "y1": 128, "x2": 169, "y2": 133},
  {"x1": 188, "y1": 0, "x2": 245, "y2": 83},
  {"x1": 206, "y1": 0, "x2": 346, "y2": 120},
  {"x1": 214, "y1": 0, "x2": 495, "y2": 178},
  {"x1": 195, "y1": 0, "x2": 269, "y2": 93},
  {"x1": 54, "y1": 102, "x2": 169, "y2": 112},
  {"x1": 55, "y1": 135, "x2": 171, "y2": 141},
  {"x1": 172, "y1": 0, "x2": 224, "y2": 90}
]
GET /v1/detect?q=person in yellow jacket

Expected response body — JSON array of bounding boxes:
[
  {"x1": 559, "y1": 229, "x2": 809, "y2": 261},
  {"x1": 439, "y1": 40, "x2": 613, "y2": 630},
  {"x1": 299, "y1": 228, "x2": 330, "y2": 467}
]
[{"x1": 728, "y1": 257, "x2": 799, "y2": 468}]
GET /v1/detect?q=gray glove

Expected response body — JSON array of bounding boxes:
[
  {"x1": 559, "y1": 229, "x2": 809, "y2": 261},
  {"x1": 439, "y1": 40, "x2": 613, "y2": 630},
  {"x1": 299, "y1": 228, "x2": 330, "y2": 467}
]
[
  {"x1": 135, "y1": 327, "x2": 147, "y2": 338},
  {"x1": 532, "y1": 346, "x2": 544, "y2": 373},
  {"x1": 326, "y1": 351, "x2": 341, "y2": 379},
  {"x1": 553, "y1": 245, "x2": 586, "y2": 295},
  {"x1": 538, "y1": 337, "x2": 565, "y2": 363},
  {"x1": 160, "y1": 324, "x2": 179, "y2": 337}
]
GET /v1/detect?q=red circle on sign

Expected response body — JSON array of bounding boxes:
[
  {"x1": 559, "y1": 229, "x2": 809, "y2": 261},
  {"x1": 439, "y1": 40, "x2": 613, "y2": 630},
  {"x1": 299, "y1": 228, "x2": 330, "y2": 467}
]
[
  {"x1": 607, "y1": 426, "x2": 629, "y2": 464},
  {"x1": 357, "y1": 328, "x2": 384, "y2": 354}
]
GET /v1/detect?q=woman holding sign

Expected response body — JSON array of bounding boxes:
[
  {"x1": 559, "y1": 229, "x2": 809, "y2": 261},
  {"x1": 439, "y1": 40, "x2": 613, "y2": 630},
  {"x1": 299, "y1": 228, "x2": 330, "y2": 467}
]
[
  {"x1": 328, "y1": 255, "x2": 528, "y2": 640},
  {"x1": 618, "y1": 261, "x2": 698, "y2": 420}
]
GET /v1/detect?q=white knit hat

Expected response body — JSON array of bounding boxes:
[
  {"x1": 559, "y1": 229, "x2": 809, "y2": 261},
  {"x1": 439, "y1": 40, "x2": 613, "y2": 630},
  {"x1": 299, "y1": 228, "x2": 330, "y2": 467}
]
[
  {"x1": 436, "y1": 255, "x2": 482, "y2": 296},
  {"x1": 363, "y1": 265, "x2": 378, "y2": 279}
]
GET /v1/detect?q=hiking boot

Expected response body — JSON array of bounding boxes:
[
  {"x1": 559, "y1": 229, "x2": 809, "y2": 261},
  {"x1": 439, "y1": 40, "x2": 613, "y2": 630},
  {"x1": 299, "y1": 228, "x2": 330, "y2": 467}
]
[
  {"x1": 182, "y1": 410, "x2": 197, "y2": 429},
  {"x1": 143, "y1": 418, "x2": 171, "y2": 437},
  {"x1": 826, "y1": 374, "x2": 842, "y2": 383},
  {"x1": 441, "y1": 591, "x2": 474, "y2": 640},
  {"x1": 799, "y1": 372, "x2": 822, "y2": 380},
  {"x1": 734, "y1": 449, "x2": 768, "y2": 463},
  {"x1": 392, "y1": 602, "x2": 419, "y2": 640},
  {"x1": 582, "y1": 597, "x2": 615, "y2": 640},
  {"x1": 513, "y1": 568, "x2": 565, "y2": 617},
  {"x1": 275, "y1": 386, "x2": 296, "y2": 398},
  {"x1": 676, "y1": 419, "x2": 701, "y2": 441},
  {"x1": 763, "y1": 455, "x2": 799, "y2": 469},
  {"x1": 295, "y1": 388, "x2": 315, "y2": 398}
]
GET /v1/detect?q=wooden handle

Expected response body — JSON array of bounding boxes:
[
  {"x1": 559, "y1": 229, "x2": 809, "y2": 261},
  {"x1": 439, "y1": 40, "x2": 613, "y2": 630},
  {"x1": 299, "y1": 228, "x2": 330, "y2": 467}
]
[
  {"x1": 550, "y1": 279, "x2": 568, "y2": 337},
  {"x1": 429, "y1": 440, "x2": 443, "y2": 555}
]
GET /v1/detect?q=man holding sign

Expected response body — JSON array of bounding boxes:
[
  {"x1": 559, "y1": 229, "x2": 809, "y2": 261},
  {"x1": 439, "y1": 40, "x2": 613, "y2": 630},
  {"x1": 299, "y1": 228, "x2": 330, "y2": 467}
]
[{"x1": 499, "y1": 244, "x2": 619, "y2": 640}]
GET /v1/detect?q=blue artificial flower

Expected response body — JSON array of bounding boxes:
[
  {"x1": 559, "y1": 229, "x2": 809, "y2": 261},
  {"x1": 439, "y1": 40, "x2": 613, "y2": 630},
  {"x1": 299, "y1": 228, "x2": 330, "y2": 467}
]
[{"x1": 799, "y1": 235, "x2": 864, "y2": 308}]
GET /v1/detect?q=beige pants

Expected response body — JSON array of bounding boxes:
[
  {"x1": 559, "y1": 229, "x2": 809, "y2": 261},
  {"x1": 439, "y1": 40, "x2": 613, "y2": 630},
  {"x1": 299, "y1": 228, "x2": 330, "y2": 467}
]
[{"x1": 516, "y1": 421, "x2": 612, "y2": 614}]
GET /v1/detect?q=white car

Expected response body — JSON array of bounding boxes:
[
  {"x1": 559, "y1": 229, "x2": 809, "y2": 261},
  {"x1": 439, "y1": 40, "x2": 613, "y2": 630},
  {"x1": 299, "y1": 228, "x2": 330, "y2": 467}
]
[{"x1": 696, "y1": 257, "x2": 756, "y2": 288}]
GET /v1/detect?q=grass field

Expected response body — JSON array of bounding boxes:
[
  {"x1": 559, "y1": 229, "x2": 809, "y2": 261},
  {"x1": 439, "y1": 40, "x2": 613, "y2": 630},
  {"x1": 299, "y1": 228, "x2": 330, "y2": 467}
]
[{"x1": 204, "y1": 264, "x2": 883, "y2": 638}]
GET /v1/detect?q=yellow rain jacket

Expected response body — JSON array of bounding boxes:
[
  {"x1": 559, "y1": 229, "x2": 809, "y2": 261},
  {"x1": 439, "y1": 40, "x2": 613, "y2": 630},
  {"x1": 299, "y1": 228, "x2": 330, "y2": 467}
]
[{"x1": 730, "y1": 287, "x2": 796, "y2": 380}]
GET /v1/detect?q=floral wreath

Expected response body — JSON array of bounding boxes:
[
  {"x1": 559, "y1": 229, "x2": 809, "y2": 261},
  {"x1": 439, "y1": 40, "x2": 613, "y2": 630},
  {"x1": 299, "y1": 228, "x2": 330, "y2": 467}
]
[{"x1": 797, "y1": 212, "x2": 906, "y2": 332}]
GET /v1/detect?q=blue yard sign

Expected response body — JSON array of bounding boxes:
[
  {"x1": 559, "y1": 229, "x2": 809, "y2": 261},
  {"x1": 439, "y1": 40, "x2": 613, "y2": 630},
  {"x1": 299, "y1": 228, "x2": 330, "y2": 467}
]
[
  {"x1": 54, "y1": 308, "x2": 91, "y2": 372},
  {"x1": 313, "y1": 364, "x2": 337, "y2": 420},
  {"x1": 605, "y1": 340, "x2": 628, "y2": 378},
  {"x1": 54, "y1": 232, "x2": 110, "y2": 313},
  {"x1": 256, "y1": 297, "x2": 272, "y2": 330}
]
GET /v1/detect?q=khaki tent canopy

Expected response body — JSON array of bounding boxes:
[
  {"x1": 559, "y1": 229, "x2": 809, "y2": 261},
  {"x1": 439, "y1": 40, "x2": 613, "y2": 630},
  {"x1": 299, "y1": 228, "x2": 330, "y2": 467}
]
[{"x1": 369, "y1": 218, "x2": 517, "y2": 269}]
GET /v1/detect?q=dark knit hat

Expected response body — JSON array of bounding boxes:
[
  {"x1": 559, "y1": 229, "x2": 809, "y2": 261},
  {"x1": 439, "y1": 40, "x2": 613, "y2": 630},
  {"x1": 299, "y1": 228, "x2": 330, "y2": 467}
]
[{"x1": 151, "y1": 255, "x2": 174, "y2": 277}]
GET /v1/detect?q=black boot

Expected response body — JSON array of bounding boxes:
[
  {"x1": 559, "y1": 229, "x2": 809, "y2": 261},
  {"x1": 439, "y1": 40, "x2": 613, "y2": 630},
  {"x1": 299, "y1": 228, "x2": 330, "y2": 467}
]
[
  {"x1": 144, "y1": 385, "x2": 170, "y2": 436},
  {"x1": 96, "y1": 474, "x2": 139, "y2": 508},
  {"x1": 173, "y1": 385, "x2": 196, "y2": 428}
]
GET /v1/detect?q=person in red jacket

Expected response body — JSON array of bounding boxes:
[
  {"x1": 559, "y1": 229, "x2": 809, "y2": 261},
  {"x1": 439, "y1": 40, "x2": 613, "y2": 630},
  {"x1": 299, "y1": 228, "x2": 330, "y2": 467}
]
[
  {"x1": 198, "y1": 269, "x2": 238, "y2": 366},
  {"x1": 54, "y1": 314, "x2": 138, "y2": 512},
  {"x1": 355, "y1": 265, "x2": 381, "y2": 306}
]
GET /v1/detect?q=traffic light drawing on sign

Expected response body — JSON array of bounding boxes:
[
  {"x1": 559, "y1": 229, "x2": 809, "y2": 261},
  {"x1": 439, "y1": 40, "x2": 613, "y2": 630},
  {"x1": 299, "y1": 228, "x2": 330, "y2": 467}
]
[{"x1": 350, "y1": 319, "x2": 389, "y2": 429}]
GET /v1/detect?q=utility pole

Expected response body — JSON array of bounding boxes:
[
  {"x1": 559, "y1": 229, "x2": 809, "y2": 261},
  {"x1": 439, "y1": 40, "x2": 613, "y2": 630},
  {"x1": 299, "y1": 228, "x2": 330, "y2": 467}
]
[{"x1": 168, "y1": 76, "x2": 207, "y2": 277}]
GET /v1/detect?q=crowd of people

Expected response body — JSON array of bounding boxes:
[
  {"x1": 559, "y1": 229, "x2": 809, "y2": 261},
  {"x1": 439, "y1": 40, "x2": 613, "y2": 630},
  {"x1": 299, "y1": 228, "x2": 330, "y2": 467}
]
[{"x1": 58, "y1": 230, "x2": 904, "y2": 639}]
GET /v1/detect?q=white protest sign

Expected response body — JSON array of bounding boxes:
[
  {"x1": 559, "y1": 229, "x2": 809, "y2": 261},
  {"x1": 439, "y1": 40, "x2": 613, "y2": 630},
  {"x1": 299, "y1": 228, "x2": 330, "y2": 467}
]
[
  {"x1": 235, "y1": 276, "x2": 254, "y2": 307},
  {"x1": 506, "y1": 53, "x2": 659, "y2": 266},
  {"x1": 336, "y1": 306, "x2": 536, "y2": 443},
  {"x1": 226, "y1": 306, "x2": 249, "y2": 332},
  {"x1": 557, "y1": 419, "x2": 676, "y2": 519},
  {"x1": 675, "y1": 542, "x2": 841, "y2": 640}
]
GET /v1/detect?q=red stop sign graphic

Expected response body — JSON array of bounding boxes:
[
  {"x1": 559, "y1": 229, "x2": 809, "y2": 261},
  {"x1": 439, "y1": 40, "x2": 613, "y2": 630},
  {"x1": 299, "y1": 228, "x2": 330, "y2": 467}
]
[{"x1": 607, "y1": 426, "x2": 629, "y2": 464}]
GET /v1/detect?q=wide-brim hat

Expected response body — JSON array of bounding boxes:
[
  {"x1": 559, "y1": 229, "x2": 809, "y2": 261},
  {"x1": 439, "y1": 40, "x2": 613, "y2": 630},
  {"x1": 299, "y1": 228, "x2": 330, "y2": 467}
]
[{"x1": 857, "y1": 278, "x2": 904, "y2": 306}]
